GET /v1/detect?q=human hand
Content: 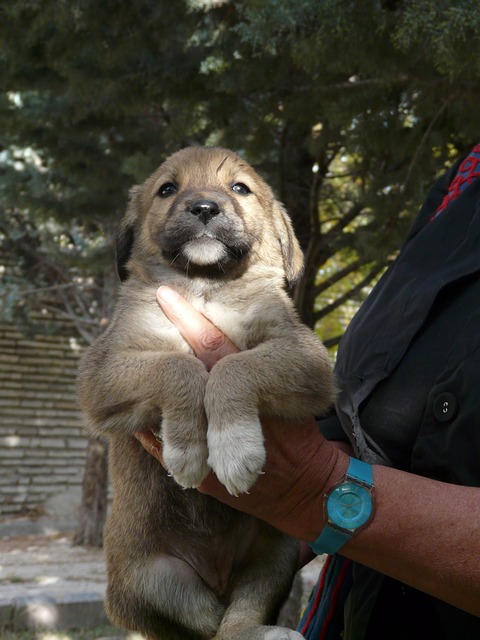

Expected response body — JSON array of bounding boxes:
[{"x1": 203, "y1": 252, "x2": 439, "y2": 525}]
[
  {"x1": 156, "y1": 285, "x2": 240, "y2": 369},
  {"x1": 134, "y1": 285, "x2": 240, "y2": 472},
  {"x1": 134, "y1": 286, "x2": 348, "y2": 541}
]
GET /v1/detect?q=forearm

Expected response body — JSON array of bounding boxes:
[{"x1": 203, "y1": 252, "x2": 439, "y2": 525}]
[
  {"x1": 345, "y1": 464, "x2": 480, "y2": 616},
  {"x1": 199, "y1": 433, "x2": 480, "y2": 616}
]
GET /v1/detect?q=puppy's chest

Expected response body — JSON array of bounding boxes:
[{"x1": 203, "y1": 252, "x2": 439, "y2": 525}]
[
  {"x1": 192, "y1": 298, "x2": 257, "y2": 350},
  {"x1": 123, "y1": 283, "x2": 283, "y2": 352}
]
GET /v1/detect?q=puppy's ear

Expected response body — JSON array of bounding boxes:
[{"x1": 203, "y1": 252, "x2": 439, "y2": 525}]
[
  {"x1": 272, "y1": 201, "x2": 304, "y2": 287},
  {"x1": 116, "y1": 185, "x2": 143, "y2": 282}
]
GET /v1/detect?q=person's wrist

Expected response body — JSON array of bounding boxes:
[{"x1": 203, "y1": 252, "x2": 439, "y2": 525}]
[
  {"x1": 269, "y1": 431, "x2": 350, "y2": 542},
  {"x1": 300, "y1": 444, "x2": 350, "y2": 542}
]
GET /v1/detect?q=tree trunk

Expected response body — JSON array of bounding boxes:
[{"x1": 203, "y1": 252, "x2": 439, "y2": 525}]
[
  {"x1": 73, "y1": 436, "x2": 108, "y2": 548},
  {"x1": 293, "y1": 237, "x2": 326, "y2": 328},
  {"x1": 277, "y1": 124, "x2": 320, "y2": 325},
  {"x1": 74, "y1": 268, "x2": 116, "y2": 547}
]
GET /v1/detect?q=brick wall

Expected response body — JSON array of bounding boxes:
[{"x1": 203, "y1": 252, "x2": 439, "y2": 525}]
[{"x1": 0, "y1": 323, "x2": 88, "y2": 518}]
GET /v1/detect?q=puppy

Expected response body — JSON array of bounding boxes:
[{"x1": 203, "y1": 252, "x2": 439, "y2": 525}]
[{"x1": 77, "y1": 147, "x2": 335, "y2": 640}]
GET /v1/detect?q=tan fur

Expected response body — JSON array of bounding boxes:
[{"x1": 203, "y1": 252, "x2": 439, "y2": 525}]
[{"x1": 77, "y1": 147, "x2": 335, "y2": 640}]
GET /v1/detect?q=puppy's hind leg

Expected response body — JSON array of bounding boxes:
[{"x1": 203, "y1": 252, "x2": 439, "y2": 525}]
[
  {"x1": 213, "y1": 529, "x2": 304, "y2": 640},
  {"x1": 106, "y1": 553, "x2": 225, "y2": 640}
]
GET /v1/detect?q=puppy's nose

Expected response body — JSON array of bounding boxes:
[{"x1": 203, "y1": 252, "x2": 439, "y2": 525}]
[{"x1": 189, "y1": 200, "x2": 220, "y2": 224}]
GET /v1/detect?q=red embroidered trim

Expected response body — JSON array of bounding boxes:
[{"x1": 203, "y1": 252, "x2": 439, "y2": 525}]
[
  {"x1": 319, "y1": 558, "x2": 352, "y2": 640},
  {"x1": 299, "y1": 555, "x2": 352, "y2": 639},
  {"x1": 435, "y1": 144, "x2": 480, "y2": 217},
  {"x1": 300, "y1": 555, "x2": 332, "y2": 635}
]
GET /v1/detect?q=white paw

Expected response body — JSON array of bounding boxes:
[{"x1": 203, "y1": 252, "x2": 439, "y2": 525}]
[
  {"x1": 207, "y1": 417, "x2": 265, "y2": 496},
  {"x1": 263, "y1": 628, "x2": 304, "y2": 640},
  {"x1": 163, "y1": 441, "x2": 210, "y2": 489}
]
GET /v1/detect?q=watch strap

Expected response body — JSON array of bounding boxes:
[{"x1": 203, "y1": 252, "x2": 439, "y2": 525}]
[
  {"x1": 347, "y1": 457, "x2": 373, "y2": 485},
  {"x1": 311, "y1": 525, "x2": 352, "y2": 555}
]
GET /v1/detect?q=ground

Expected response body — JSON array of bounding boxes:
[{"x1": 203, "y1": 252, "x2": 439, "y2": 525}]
[
  {"x1": 1, "y1": 626, "x2": 137, "y2": 640},
  {"x1": 0, "y1": 531, "x2": 323, "y2": 640}
]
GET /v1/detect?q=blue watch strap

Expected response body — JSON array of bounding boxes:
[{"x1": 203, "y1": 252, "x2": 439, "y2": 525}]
[
  {"x1": 348, "y1": 457, "x2": 373, "y2": 485},
  {"x1": 311, "y1": 525, "x2": 352, "y2": 555},
  {"x1": 310, "y1": 458, "x2": 374, "y2": 556}
]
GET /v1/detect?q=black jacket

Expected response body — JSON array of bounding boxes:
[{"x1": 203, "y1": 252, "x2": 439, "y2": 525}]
[{"x1": 320, "y1": 158, "x2": 480, "y2": 638}]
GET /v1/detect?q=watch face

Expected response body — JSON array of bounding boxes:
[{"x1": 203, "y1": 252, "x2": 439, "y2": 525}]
[{"x1": 327, "y1": 482, "x2": 373, "y2": 530}]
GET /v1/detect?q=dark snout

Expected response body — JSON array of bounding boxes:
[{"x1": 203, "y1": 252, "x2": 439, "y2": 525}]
[{"x1": 188, "y1": 199, "x2": 220, "y2": 225}]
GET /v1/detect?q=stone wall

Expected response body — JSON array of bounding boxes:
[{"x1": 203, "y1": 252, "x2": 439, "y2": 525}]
[{"x1": 0, "y1": 323, "x2": 87, "y2": 521}]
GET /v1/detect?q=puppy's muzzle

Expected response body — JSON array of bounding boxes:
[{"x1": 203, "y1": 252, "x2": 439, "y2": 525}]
[{"x1": 189, "y1": 199, "x2": 220, "y2": 225}]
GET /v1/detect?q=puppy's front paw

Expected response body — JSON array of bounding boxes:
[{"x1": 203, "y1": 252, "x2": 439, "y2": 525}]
[
  {"x1": 162, "y1": 417, "x2": 210, "y2": 488},
  {"x1": 207, "y1": 417, "x2": 265, "y2": 496},
  {"x1": 215, "y1": 625, "x2": 304, "y2": 640},
  {"x1": 262, "y1": 628, "x2": 305, "y2": 640},
  {"x1": 163, "y1": 441, "x2": 210, "y2": 489}
]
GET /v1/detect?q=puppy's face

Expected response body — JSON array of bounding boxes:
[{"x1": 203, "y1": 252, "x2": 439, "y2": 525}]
[
  {"x1": 117, "y1": 147, "x2": 303, "y2": 284},
  {"x1": 148, "y1": 147, "x2": 265, "y2": 273}
]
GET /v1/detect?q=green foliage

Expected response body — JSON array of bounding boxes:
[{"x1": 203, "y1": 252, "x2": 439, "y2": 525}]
[
  {"x1": 1, "y1": 0, "x2": 480, "y2": 345},
  {"x1": 393, "y1": 0, "x2": 480, "y2": 79}
]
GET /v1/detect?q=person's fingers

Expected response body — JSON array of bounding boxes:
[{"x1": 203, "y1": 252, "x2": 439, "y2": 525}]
[
  {"x1": 196, "y1": 417, "x2": 342, "y2": 541},
  {"x1": 134, "y1": 430, "x2": 164, "y2": 464},
  {"x1": 156, "y1": 286, "x2": 239, "y2": 369}
]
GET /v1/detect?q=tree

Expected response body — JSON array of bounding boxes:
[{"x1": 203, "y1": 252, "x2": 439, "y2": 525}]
[
  {"x1": 3, "y1": 0, "x2": 480, "y2": 337},
  {"x1": 209, "y1": 0, "x2": 480, "y2": 334},
  {"x1": 1, "y1": 0, "x2": 214, "y2": 544},
  {"x1": 2, "y1": 0, "x2": 480, "y2": 543}
]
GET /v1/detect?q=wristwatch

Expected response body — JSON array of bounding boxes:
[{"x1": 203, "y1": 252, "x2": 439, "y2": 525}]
[{"x1": 310, "y1": 457, "x2": 375, "y2": 555}]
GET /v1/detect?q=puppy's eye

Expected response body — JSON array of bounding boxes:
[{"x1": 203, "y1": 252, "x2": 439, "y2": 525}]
[
  {"x1": 158, "y1": 182, "x2": 178, "y2": 198},
  {"x1": 231, "y1": 182, "x2": 251, "y2": 195}
]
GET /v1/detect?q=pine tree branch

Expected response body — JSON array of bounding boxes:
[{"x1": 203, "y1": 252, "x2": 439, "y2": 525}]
[
  {"x1": 324, "y1": 201, "x2": 366, "y2": 242},
  {"x1": 323, "y1": 334, "x2": 344, "y2": 349},
  {"x1": 40, "y1": 302, "x2": 96, "y2": 344},
  {"x1": 403, "y1": 92, "x2": 459, "y2": 189},
  {"x1": 314, "y1": 261, "x2": 388, "y2": 323},
  {"x1": 313, "y1": 257, "x2": 369, "y2": 297}
]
